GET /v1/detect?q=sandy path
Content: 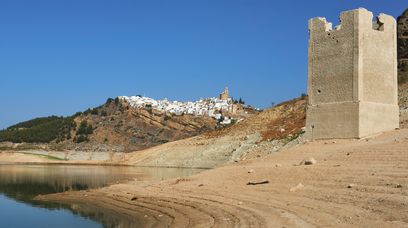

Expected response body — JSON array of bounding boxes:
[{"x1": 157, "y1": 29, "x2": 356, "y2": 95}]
[{"x1": 37, "y1": 129, "x2": 408, "y2": 227}]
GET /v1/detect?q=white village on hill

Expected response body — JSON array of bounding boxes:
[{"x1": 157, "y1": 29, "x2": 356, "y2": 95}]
[{"x1": 119, "y1": 87, "x2": 249, "y2": 125}]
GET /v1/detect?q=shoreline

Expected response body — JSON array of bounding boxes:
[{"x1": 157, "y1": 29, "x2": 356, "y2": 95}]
[{"x1": 0, "y1": 153, "x2": 213, "y2": 169}]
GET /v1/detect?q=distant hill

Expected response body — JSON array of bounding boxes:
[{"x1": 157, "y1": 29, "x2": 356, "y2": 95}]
[
  {"x1": 0, "y1": 96, "x2": 257, "y2": 152},
  {"x1": 0, "y1": 116, "x2": 75, "y2": 143}
]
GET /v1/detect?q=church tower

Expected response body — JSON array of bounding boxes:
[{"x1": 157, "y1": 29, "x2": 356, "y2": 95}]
[{"x1": 219, "y1": 86, "x2": 229, "y2": 100}]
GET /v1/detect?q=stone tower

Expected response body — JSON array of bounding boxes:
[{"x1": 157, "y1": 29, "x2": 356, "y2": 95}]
[
  {"x1": 305, "y1": 8, "x2": 399, "y2": 140},
  {"x1": 219, "y1": 86, "x2": 229, "y2": 100}
]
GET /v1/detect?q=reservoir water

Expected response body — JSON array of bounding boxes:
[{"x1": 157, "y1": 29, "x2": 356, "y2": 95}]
[{"x1": 0, "y1": 164, "x2": 203, "y2": 227}]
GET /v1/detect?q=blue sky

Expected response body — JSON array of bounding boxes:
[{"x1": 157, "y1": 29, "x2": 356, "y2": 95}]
[{"x1": 0, "y1": 1, "x2": 406, "y2": 129}]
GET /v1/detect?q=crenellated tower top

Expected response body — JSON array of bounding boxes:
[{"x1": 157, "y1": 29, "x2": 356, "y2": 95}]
[{"x1": 309, "y1": 8, "x2": 395, "y2": 36}]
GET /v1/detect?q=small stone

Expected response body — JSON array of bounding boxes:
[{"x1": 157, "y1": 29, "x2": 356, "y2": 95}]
[
  {"x1": 346, "y1": 153, "x2": 351, "y2": 156},
  {"x1": 396, "y1": 184, "x2": 403, "y2": 188},
  {"x1": 158, "y1": 214, "x2": 163, "y2": 217},
  {"x1": 275, "y1": 164, "x2": 282, "y2": 168},
  {"x1": 347, "y1": 184, "x2": 355, "y2": 189},
  {"x1": 131, "y1": 196, "x2": 138, "y2": 201},
  {"x1": 238, "y1": 201, "x2": 243, "y2": 205},
  {"x1": 198, "y1": 184, "x2": 204, "y2": 187},
  {"x1": 248, "y1": 169, "x2": 254, "y2": 173},
  {"x1": 280, "y1": 128, "x2": 286, "y2": 133},
  {"x1": 289, "y1": 183, "x2": 304, "y2": 192},
  {"x1": 300, "y1": 158, "x2": 317, "y2": 165}
]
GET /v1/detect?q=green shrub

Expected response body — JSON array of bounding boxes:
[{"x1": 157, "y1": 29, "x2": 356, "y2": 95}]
[
  {"x1": 76, "y1": 121, "x2": 93, "y2": 135},
  {"x1": 106, "y1": 98, "x2": 114, "y2": 105},
  {"x1": 90, "y1": 109, "x2": 99, "y2": 115},
  {"x1": 76, "y1": 135, "x2": 89, "y2": 143}
]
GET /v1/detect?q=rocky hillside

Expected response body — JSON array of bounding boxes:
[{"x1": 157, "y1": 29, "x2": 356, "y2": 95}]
[
  {"x1": 398, "y1": 8, "x2": 408, "y2": 127},
  {"x1": 68, "y1": 98, "x2": 219, "y2": 152},
  {"x1": 0, "y1": 97, "x2": 257, "y2": 152},
  {"x1": 398, "y1": 8, "x2": 408, "y2": 84}
]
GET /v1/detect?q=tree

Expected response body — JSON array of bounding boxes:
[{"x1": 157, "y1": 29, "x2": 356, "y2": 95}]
[
  {"x1": 90, "y1": 109, "x2": 99, "y2": 115},
  {"x1": 105, "y1": 98, "x2": 114, "y2": 105},
  {"x1": 86, "y1": 125, "x2": 93, "y2": 134},
  {"x1": 0, "y1": 116, "x2": 75, "y2": 143},
  {"x1": 238, "y1": 97, "x2": 245, "y2": 105},
  {"x1": 76, "y1": 135, "x2": 88, "y2": 143}
]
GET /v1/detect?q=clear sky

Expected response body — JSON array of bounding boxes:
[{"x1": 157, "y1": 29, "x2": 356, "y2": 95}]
[{"x1": 0, "y1": 1, "x2": 406, "y2": 129}]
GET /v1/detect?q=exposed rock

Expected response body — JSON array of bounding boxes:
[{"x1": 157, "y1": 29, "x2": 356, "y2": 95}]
[
  {"x1": 289, "y1": 183, "x2": 304, "y2": 192},
  {"x1": 280, "y1": 128, "x2": 286, "y2": 133},
  {"x1": 299, "y1": 158, "x2": 317, "y2": 166}
]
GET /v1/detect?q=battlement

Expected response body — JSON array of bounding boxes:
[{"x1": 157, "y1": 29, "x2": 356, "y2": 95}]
[{"x1": 309, "y1": 8, "x2": 395, "y2": 35}]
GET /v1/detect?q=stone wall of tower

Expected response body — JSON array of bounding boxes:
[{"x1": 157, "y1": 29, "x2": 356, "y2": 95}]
[{"x1": 305, "y1": 8, "x2": 399, "y2": 140}]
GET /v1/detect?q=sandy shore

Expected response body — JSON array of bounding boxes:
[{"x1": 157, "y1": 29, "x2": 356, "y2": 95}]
[{"x1": 36, "y1": 129, "x2": 408, "y2": 227}]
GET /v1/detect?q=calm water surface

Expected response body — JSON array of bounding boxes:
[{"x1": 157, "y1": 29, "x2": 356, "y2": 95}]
[{"x1": 0, "y1": 164, "x2": 204, "y2": 228}]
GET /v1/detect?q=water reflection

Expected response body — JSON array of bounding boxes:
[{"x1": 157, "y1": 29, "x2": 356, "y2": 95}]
[{"x1": 0, "y1": 164, "x2": 204, "y2": 227}]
